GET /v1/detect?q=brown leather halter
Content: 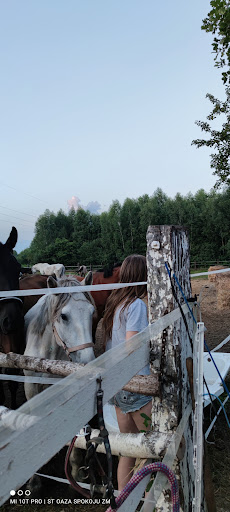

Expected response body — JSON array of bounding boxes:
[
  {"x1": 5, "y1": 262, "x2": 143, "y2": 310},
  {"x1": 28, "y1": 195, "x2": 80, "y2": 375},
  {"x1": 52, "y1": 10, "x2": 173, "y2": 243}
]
[{"x1": 52, "y1": 324, "x2": 94, "y2": 361}]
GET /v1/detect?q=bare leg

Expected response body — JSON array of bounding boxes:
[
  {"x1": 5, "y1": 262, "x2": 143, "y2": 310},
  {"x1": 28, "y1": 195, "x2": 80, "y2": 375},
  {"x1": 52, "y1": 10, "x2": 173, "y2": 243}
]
[
  {"x1": 115, "y1": 407, "x2": 138, "y2": 490},
  {"x1": 131, "y1": 399, "x2": 152, "y2": 432},
  {"x1": 115, "y1": 400, "x2": 152, "y2": 490}
]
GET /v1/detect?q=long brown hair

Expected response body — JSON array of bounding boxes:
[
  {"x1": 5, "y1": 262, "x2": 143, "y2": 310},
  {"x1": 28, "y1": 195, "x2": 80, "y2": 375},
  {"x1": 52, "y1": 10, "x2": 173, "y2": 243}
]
[{"x1": 102, "y1": 254, "x2": 147, "y2": 344}]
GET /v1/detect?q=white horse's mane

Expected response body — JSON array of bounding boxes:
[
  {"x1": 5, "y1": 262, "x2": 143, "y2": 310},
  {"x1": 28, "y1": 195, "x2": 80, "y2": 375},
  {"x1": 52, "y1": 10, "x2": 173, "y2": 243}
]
[{"x1": 30, "y1": 276, "x2": 95, "y2": 336}]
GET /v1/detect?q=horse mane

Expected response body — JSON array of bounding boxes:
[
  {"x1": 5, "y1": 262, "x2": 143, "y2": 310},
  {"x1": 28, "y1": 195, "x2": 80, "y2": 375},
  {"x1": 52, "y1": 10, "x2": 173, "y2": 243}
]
[
  {"x1": 96, "y1": 262, "x2": 122, "y2": 278},
  {"x1": 30, "y1": 276, "x2": 95, "y2": 336}
]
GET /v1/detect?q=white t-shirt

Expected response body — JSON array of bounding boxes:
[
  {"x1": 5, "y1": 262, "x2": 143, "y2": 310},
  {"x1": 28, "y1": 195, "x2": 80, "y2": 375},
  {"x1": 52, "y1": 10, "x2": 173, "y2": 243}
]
[{"x1": 106, "y1": 298, "x2": 150, "y2": 376}]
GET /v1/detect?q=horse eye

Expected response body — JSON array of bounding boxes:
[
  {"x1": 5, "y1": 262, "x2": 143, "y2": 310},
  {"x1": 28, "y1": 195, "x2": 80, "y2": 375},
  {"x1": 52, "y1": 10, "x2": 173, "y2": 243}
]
[{"x1": 60, "y1": 313, "x2": 68, "y2": 322}]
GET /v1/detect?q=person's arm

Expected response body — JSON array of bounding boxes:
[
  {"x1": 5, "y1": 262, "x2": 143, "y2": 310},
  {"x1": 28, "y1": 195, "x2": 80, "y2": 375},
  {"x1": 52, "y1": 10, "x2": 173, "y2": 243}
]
[
  {"x1": 126, "y1": 331, "x2": 138, "y2": 341},
  {"x1": 125, "y1": 300, "x2": 148, "y2": 341}
]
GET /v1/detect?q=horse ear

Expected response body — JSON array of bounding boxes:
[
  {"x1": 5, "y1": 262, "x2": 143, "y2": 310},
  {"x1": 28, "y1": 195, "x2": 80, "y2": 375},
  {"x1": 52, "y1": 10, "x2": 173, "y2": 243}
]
[
  {"x1": 81, "y1": 271, "x2": 93, "y2": 286},
  {"x1": 47, "y1": 276, "x2": 58, "y2": 288},
  {"x1": 5, "y1": 227, "x2": 18, "y2": 252}
]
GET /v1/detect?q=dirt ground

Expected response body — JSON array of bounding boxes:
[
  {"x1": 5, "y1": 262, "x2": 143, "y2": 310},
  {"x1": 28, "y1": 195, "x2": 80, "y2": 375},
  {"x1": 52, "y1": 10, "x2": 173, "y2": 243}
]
[
  {"x1": 191, "y1": 278, "x2": 230, "y2": 512},
  {"x1": 192, "y1": 278, "x2": 230, "y2": 353},
  {"x1": 1, "y1": 277, "x2": 230, "y2": 512}
]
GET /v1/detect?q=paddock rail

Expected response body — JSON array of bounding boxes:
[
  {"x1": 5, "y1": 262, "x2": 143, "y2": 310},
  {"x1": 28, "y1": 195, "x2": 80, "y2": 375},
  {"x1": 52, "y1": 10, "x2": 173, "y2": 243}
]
[{"x1": 0, "y1": 301, "x2": 190, "y2": 507}]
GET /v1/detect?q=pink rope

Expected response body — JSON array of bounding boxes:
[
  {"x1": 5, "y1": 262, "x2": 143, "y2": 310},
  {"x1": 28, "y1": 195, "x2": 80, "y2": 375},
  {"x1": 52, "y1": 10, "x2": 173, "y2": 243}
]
[{"x1": 105, "y1": 462, "x2": 180, "y2": 512}]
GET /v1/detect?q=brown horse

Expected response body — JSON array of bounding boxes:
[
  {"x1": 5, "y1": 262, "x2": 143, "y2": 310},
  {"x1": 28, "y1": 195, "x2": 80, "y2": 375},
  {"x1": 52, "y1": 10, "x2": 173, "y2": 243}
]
[
  {"x1": 0, "y1": 244, "x2": 49, "y2": 408},
  {"x1": 0, "y1": 227, "x2": 24, "y2": 408},
  {"x1": 91, "y1": 264, "x2": 121, "y2": 320},
  {"x1": 74, "y1": 263, "x2": 121, "y2": 339}
]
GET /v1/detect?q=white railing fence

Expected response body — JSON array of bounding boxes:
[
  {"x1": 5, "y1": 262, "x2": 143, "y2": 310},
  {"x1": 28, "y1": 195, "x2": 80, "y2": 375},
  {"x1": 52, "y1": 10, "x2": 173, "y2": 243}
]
[{"x1": 0, "y1": 302, "x2": 190, "y2": 508}]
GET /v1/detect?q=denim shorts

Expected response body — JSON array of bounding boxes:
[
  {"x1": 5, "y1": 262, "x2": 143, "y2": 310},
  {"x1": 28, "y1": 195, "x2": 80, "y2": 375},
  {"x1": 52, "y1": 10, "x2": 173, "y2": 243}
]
[{"x1": 109, "y1": 390, "x2": 152, "y2": 414}]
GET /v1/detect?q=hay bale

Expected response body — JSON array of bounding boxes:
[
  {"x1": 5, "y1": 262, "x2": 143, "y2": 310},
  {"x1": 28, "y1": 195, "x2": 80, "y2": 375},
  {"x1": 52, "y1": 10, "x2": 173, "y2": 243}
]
[
  {"x1": 216, "y1": 277, "x2": 230, "y2": 309},
  {"x1": 208, "y1": 265, "x2": 228, "y2": 283}
]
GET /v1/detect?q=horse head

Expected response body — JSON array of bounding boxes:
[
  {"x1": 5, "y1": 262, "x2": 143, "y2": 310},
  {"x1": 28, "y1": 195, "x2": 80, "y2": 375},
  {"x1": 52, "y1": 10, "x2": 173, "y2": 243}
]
[
  {"x1": 50, "y1": 272, "x2": 96, "y2": 364},
  {"x1": 0, "y1": 227, "x2": 24, "y2": 408},
  {"x1": 24, "y1": 273, "x2": 96, "y2": 375},
  {"x1": 0, "y1": 227, "x2": 24, "y2": 339}
]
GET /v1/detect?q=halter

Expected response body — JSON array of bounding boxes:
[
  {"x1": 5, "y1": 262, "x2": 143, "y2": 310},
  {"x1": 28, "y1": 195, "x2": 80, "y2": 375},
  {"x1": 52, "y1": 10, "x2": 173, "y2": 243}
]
[
  {"x1": 52, "y1": 324, "x2": 94, "y2": 361},
  {"x1": 0, "y1": 296, "x2": 23, "y2": 305}
]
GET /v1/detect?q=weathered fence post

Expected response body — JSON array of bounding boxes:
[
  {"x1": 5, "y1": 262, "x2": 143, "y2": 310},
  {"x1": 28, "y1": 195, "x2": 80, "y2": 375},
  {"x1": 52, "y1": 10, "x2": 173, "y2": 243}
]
[{"x1": 146, "y1": 225, "x2": 199, "y2": 511}]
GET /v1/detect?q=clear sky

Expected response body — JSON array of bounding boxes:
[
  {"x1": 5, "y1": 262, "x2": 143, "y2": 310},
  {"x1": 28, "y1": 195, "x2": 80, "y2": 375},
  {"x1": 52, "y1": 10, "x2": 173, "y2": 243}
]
[{"x1": 0, "y1": 1, "x2": 226, "y2": 253}]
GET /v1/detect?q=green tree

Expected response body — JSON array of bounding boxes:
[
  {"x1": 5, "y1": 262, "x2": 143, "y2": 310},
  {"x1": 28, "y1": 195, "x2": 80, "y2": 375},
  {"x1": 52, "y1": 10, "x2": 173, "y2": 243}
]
[
  {"x1": 100, "y1": 211, "x2": 115, "y2": 264},
  {"x1": 120, "y1": 198, "x2": 141, "y2": 255},
  {"x1": 192, "y1": 0, "x2": 230, "y2": 188},
  {"x1": 16, "y1": 187, "x2": 230, "y2": 267},
  {"x1": 78, "y1": 238, "x2": 104, "y2": 265},
  {"x1": 108, "y1": 200, "x2": 125, "y2": 260},
  {"x1": 55, "y1": 209, "x2": 74, "y2": 240},
  {"x1": 51, "y1": 238, "x2": 78, "y2": 265},
  {"x1": 73, "y1": 209, "x2": 91, "y2": 248},
  {"x1": 139, "y1": 189, "x2": 169, "y2": 237},
  {"x1": 192, "y1": 88, "x2": 230, "y2": 188},
  {"x1": 30, "y1": 209, "x2": 57, "y2": 261},
  {"x1": 202, "y1": 0, "x2": 230, "y2": 84},
  {"x1": 17, "y1": 248, "x2": 32, "y2": 266}
]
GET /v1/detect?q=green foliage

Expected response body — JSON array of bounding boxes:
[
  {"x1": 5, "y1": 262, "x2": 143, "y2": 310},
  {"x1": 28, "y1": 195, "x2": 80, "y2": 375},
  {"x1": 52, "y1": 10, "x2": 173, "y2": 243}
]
[
  {"x1": 17, "y1": 248, "x2": 32, "y2": 266},
  {"x1": 202, "y1": 0, "x2": 230, "y2": 84},
  {"x1": 192, "y1": 1, "x2": 230, "y2": 187},
  {"x1": 192, "y1": 88, "x2": 230, "y2": 188},
  {"x1": 16, "y1": 187, "x2": 230, "y2": 267}
]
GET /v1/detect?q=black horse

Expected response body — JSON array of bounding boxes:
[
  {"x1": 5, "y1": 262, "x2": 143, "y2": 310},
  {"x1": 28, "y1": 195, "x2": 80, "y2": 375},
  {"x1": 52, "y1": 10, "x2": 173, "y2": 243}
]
[{"x1": 0, "y1": 227, "x2": 24, "y2": 408}]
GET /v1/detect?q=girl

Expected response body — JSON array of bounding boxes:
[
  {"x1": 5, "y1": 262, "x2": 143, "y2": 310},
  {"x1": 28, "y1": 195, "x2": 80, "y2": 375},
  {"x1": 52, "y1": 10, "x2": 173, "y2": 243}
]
[{"x1": 102, "y1": 254, "x2": 152, "y2": 490}]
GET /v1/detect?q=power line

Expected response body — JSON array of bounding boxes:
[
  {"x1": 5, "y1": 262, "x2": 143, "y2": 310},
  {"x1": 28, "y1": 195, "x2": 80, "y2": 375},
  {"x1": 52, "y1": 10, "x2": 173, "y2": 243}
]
[
  {"x1": 0, "y1": 205, "x2": 38, "y2": 219},
  {"x1": 0, "y1": 181, "x2": 49, "y2": 204},
  {"x1": 0, "y1": 211, "x2": 35, "y2": 225},
  {"x1": 0, "y1": 217, "x2": 35, "y2": 229}
]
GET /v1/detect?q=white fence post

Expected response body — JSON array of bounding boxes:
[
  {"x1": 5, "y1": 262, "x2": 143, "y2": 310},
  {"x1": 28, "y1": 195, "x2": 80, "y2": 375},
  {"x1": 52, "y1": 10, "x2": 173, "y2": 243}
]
[
  {"x1": 193, "y1": 322, "x2": 204, "y2": 512},
  {"x1": 146, "y1": 225, "x2": 197, "y2": 511}
]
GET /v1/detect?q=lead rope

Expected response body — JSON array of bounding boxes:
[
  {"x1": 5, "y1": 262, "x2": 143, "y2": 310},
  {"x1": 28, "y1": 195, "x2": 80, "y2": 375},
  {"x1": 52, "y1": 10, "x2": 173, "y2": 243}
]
[
  {"x1": 65, "y1": 424, "x2": 109, "y2": 498},
  {"x1": 64, "y1": 379, "x2": 116, "y2": 507},
  {"x1": 105, "y1": 462, "x2": 180, "y2": 512},
  {"x1": 64, "y1": 428, "x2": 91, "y2": 498},
  {"x1": 86, "y1": 377, "x2": 117, "y2": 508}
]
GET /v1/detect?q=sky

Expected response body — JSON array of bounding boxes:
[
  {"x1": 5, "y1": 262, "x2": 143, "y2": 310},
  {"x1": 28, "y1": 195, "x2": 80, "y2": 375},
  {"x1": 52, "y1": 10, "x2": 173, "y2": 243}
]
[{"x1": 0, "y1": 1, "x2": 226, "y2": 253}]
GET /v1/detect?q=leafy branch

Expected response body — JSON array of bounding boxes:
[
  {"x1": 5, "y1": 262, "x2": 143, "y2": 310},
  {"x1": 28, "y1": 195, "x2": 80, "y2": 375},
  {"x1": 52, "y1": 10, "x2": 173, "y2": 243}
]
[{"x1": 192, "y1": 88, "x2": 230, "y2": 188}]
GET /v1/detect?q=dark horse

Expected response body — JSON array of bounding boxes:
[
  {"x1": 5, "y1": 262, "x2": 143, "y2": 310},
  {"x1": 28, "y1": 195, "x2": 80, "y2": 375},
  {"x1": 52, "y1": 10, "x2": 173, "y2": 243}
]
[
  {"x1": 0, "y1": 227, "x2": 24, "y2": 408},
  {"x1": 19, "y1": 273, "x2": 48, "y2": 314}
]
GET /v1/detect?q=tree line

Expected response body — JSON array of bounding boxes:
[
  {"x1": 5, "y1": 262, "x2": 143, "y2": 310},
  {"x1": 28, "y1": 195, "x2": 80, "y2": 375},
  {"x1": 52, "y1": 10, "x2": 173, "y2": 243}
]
[{"x1": 17, "y1": 187, "x2": 230, "y2": 267}]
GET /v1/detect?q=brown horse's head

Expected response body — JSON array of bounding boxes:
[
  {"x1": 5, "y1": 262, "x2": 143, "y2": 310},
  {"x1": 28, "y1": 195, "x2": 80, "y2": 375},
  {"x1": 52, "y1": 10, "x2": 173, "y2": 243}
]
[{"x1": 0, "y1": 227, "x2": 24, "y2": 350}]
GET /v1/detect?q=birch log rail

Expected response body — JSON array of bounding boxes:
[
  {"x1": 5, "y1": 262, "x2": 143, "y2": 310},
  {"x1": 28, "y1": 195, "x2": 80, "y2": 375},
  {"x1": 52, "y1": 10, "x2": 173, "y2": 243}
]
[{"x1": 0, "y1": 351, "x2": 159, "y2": 396}]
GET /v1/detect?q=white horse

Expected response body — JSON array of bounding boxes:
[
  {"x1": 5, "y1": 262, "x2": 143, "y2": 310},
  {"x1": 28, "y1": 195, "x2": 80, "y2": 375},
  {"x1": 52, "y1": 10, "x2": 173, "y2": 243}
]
[
  {"x1": 31, "y1": 262, "x2": 48, "y2": 274},
  {"x1": 24, "y1": 273, "x2": 96, "y2": 400},
  {"x1": 31, "y1": 263, "x2": 65, "y2": 279}
]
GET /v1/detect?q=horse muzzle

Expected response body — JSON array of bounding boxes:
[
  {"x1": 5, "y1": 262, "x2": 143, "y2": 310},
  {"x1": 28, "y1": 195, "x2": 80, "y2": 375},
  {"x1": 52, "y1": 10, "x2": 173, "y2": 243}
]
[{"x1": 52, "y1": 325, "x2": 95, "y2": 362}]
